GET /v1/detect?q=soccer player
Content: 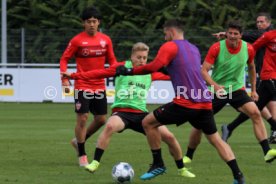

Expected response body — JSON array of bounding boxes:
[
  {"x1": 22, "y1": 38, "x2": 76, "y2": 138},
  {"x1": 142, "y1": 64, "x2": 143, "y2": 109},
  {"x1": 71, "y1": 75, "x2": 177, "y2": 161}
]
[
  {"x1": 182, "y1": 21, "x2": 276, "y2": 168},
  {"x1": 218, "y1": 13, "x2": 276, "y2": 143},
  {"x1": 59, "y1": 6, "x2": 117, "y2": 166},
  {"x1": 116, "y1": 19, "x2": 245, "y2": 184},
  {"x1": 62, "y1": 42, "x2": 195, "y2": 178}
]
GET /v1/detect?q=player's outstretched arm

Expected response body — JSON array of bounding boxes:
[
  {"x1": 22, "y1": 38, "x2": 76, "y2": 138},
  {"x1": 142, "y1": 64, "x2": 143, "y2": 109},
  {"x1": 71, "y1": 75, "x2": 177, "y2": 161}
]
[{"x1": 62, "y1": 62, "x2": 124, "y2": 80}]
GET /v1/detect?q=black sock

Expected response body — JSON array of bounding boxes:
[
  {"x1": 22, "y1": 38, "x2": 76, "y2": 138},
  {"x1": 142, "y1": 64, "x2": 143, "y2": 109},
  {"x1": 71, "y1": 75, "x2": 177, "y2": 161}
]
[
  {"x1": 260, "y1": 139, "x2": 270, "y2": 155},
  {"x1": 94, "y1": 147, "x2": 104, "y2": 162},
  {"x1": 77, "y1": 142, "x2": 86, "y2": 156},
  {"x1": 85, "y1": 134, "x2": 90, "y2": 140},
  {"x1": 151, "y1": 149, "x2": 164, "y2": 166},
  {"x1": 186, "y1": 147, "x2": 196, "y2": 160},
  {"x1": 175, "y1": 159, "x2": 184, "y2": 169},
  {"x1": 227, "y1": 159, "x2": 243, "y2": 180},
  {"x1": 227, "y1": 113, "x2": 249, "y2": 132},
  {"x1": 267, "y1": 118, "x2": 276, "y2": 130}
]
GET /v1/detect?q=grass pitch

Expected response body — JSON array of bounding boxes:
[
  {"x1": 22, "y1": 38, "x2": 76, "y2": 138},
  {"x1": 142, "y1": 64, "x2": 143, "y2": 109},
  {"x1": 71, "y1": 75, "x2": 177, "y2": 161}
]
[{"x1": 0, "y1": 102, "x2": 275, "y2": 184}]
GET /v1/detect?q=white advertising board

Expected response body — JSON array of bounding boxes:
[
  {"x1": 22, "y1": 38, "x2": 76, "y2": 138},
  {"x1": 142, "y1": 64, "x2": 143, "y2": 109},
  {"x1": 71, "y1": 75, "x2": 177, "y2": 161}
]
[{"x1": 0, "y1": 68, "x2": 174, "y2": 103}]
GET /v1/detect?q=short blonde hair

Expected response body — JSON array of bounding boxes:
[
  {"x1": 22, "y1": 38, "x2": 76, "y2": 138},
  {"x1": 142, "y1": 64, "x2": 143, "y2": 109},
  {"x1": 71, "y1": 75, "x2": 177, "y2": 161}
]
[{"x1": 132, "y1": 42, "x2": 149, "y2": 54}]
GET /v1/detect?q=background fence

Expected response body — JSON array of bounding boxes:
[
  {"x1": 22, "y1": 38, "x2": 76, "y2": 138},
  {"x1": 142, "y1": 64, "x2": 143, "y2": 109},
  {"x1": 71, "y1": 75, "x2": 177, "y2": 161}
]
[{"x1": 6, "y1": 28, "x2": 217, "y2": 64}]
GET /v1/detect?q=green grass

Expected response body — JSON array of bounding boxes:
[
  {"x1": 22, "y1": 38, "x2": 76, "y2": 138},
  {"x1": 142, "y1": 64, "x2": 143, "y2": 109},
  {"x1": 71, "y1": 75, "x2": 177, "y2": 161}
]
[{"x1": 0, "y1": 102, "x2": 275, "y2": 184}]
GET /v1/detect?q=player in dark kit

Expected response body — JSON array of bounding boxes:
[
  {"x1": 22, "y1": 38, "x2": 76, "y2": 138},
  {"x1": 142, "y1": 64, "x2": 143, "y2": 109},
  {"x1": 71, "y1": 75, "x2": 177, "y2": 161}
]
[{"x1": 116, "y1": 19, "x2": 245, "y2": 184}]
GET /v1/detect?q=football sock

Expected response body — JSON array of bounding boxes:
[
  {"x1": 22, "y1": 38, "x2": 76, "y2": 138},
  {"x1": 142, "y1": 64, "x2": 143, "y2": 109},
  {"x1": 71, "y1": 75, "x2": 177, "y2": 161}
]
[
  {"x1": 175, "y1": 159, "x2": 184, "y2": 169},
  {"x1": 267, "y1": 117, "x2": 276, "y2": 130},
  {"x1": 85, "y1": 134, "x2": 90, "y2": 140},
  {"x1": 259, "y1": 139, "x2": 270, "y2": 155},
  {"x1": 151, "y1": 149, "x2": 164, "y2": 166},
  {"x1": 77, "y1": 142, "x2": 86, "y2": 156},
  {"x1": 94, "y1": 147, "x2": 104, "y2": 162},
  {"x1": 186, "y1": 147, "x2": 196, "y2": 160},
  {"x1": 227, "y1": 159, "x2": 243, "y2": 180},
  {"x1": 227, "y1": 113, "x2": 249, "y2": 132}
]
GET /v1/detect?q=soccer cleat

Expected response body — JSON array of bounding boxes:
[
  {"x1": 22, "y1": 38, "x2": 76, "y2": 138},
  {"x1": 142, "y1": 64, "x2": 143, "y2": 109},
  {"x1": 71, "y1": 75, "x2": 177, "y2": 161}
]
[
  {"x1": 183, "y1": 156, "x2": 192, "y2": 164},
  {"x1": 140, "y1": 164, "x2": 166, "y2": 180},
  {"x1": 70, "y1": 137, "x2": 79, "y2": 155},
  {"x1": 178, "y1": 167, "x2": 195, "y2": 178},
  {"x1": 268, "y1": 130, "x2": 276, "y2": 144},
  {"x1": 221, "y1": 124, "x2": 232, "y2": 142},
  {"x1": 79, "y1": 155, "x2": 89, "y2": 167},
  {"x1": 264, "y1": 149, "x2": 276, "y2": 163},
  {"x1": 85, "y1": 160, "x2": 100, "y2": 173},
  {"x1": 233, "y1": 176, "x2": 245, "y2": 184}
]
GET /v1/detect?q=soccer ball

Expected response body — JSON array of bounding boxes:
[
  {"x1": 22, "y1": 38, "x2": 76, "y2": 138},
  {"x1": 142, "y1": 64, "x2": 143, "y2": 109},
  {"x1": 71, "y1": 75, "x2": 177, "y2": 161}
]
[{"x1": 111, "y1": 162, "x2": 134, "y2": 184}]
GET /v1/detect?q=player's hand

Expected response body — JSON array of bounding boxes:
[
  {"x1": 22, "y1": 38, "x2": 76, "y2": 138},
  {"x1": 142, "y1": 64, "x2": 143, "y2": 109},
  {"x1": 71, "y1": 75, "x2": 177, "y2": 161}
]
[
  {"x1": 115, "y1": 65, "x2": 133, "y2": 76},
  {"x1": 251, "y1": 91, "x2": 259, "y2": 101},
  {"x1": 158, "y1": 67, "x2": 169, "y2": 75},
  {"x1": 214, "y1": 85, "x2": 226, "y2": 97},
  {"x1": 212, "y1": 32, "x2": 226, "y2": 40},
  {"x1": 61, "y1": 78, "x2": 71, "y2": 94},
  {"x1": 60, "y1": 72, "x2": 72, "y2": 79}
]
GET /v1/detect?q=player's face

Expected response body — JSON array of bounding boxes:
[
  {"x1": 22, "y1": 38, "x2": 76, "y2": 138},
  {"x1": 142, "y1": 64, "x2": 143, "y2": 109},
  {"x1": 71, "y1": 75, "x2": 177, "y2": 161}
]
[
  {"x1": 83, "y1": 17, "x2": 100, "y2": 36},
  {"x1": 164, "y1": 28, "x2": 173, "y2": 41},
  {"x1": 256, "y1": 16, "x2": 270, "y2": 30},
  {"x1": 131, "y1": 51, "x2": 148, "y2": 67},
  {"x1": 226, "y1": 28, "x2": 242, "y2": 45}
]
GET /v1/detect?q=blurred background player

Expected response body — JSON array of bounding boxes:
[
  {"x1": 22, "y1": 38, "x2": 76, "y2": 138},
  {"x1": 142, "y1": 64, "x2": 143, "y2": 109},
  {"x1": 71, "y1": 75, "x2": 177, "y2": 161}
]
[
  {"x1": 116, "y1": 19, "x2": 245, "y2": 184},
  {"x1": 62, "y1": 42, "x2": 195, "y2": 178},
  {"x1": 59, "y1": 6, "x2": 117, "y2": 166},
  {"x1": 213, "y1": 13, "x2": 276, "y2": 143}
]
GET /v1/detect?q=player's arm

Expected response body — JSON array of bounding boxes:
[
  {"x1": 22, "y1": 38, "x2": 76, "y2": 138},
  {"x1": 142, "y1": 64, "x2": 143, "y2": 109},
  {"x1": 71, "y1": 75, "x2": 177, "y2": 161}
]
[
  {"x1": 132, "y1": 42, "x2": 178, "y2": 75},
  {"x1": 253, "y1": 32, "x2": 269, "y2": 51},
  {"x1": 201, "y1": 62, "x2": 219, "y2": 89},
  {"x1": 151, "y1": 72, "x2": 170, "y2": 81},
  {"x1": 59, "y1": 39, "x2": 78, "y2": 92},
  {"x1": 201, "y1": 43, "x2": 225, "y2": 93},
  {"x1": 242, "y1": 30, "x2": 260, "y2": 43},
  {"x1": 247, "y1": 44, "x2": 258, "y2": 101},
  {"x1": 62, "y1": 62, "x2": 124, "y2": 80}
]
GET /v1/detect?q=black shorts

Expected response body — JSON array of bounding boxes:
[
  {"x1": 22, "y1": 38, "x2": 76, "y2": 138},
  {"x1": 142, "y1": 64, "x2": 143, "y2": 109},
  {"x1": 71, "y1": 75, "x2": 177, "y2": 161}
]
[
  {"x1": 74, "y1": 90, "x2": 107, "y2": 115},
  {"x1": 111, "y1": 111, "x2": 148, "y2": 134},
  {"x1": 256, "y1": 79, "x2": 276, "y2": 110},
  {"x1": 153, "y1": 102, "x2": 217, "y2": 135},
  {"x1": 212, "y1": 89, "x2": 252, "y2": 114}
]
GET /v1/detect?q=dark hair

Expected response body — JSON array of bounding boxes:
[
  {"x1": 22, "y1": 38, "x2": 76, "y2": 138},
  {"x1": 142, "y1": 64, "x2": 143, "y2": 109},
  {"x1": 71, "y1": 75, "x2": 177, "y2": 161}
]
[
  {"x1": 257, "y1": 12, "x2": 271, "y2": 22},
  {"x1": 163, "y1": 19, "x2": 184, "y2": 31},
  {"x1": 226, "y1": 20, "x2": 243, "y2": 33},
  {"x1": 81, "y1": 6, "x2": 102, "y2": 21}
]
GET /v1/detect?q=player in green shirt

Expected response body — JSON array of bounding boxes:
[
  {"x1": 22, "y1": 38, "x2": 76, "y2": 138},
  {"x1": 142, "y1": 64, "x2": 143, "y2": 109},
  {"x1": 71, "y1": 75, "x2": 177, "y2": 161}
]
[{"x1": 182, "y1": 21, "x2": 276, "y2": 169}]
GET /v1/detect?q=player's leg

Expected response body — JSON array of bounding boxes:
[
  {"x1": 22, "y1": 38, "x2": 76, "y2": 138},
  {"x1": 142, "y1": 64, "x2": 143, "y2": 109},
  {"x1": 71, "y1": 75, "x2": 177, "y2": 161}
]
[
  {"x1": 140, "y1": 102, "x2": 190, "y2": 180},
  {"x1": 266, "y1": 100, "x2": 276, "y2": 143},
  {"x1": 199, "y1": 110, "x2": 244, "y2": 184},
  {"x1": 205, "y1": 132, "x2": 245, "y2": 184},
  {"x1": 184, "y1": 95, "x2": 226, "y2": 162},
  {"x1": 73, "y1": 90, "x2": 90, "y2": 166},
  {"x1": 158, "y1": 126, "x2": 195, "y2": 178},
  {"x1": 183, "y1": 128, "x2": 202, "y2": 164},
  {"x1": 71, "y1": 91, "x2": 107, "y2": 157},
  {"x1": 85, "y1": 91, "x2": 108, "y2": 139},
  {"x1": 140, "y1": 112, "x2": 166, "y2": 180},
  {"x1": 85, "y1": 115, "x2": 125, "y2": 173}
]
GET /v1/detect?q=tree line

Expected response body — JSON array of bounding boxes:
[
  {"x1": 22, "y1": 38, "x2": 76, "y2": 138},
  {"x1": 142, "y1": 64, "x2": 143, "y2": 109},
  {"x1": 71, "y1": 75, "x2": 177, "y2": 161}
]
[{"x1": 4, "y1": 0, "x2": 276, "y2": 63}]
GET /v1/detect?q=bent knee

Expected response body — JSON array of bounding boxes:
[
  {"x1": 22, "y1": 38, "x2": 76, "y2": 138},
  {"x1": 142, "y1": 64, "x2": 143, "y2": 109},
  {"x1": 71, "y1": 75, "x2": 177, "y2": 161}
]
[
  {"x1": 104, "y1": 123, "x2": 116, "y2": 133},
  {"x1": 248, "y1": 109, "x2": 261, "y2": 120}
]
